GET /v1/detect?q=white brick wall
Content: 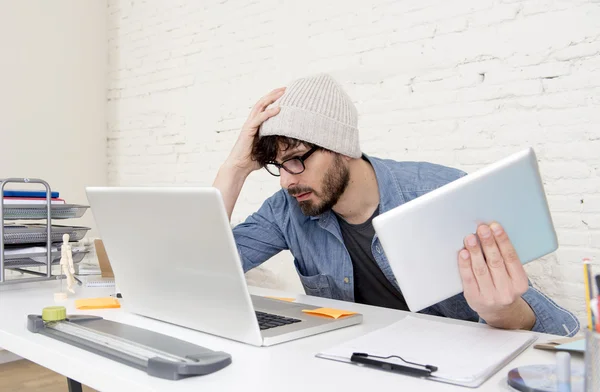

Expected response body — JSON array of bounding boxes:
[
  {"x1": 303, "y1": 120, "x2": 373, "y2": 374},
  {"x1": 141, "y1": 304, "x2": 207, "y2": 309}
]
[{"x1": 107, "y1": 0, "x2": 600, "y2": 322}]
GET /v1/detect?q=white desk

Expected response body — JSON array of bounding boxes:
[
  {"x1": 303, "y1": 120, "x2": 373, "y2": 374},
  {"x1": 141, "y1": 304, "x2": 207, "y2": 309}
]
[{"x1": 0, "y1": 281, "x2": 582, "y2": 392}]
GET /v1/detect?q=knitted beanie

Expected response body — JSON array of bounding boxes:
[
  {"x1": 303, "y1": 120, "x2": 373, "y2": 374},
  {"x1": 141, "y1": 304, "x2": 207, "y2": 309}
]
[{"x1": 258, "y1": 73, "x2": 361, "y2": 158}]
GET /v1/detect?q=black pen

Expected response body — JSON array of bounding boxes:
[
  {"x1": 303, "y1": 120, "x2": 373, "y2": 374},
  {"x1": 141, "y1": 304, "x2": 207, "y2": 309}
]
[{"x1": 350, "y1": 352, "x2": 437, "y2": 377}]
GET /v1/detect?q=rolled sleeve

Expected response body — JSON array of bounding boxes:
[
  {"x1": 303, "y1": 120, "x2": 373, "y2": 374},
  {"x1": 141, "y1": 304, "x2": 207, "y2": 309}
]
[{"x1": 521, "y1": 286, "x2": 580, "y2": 337}]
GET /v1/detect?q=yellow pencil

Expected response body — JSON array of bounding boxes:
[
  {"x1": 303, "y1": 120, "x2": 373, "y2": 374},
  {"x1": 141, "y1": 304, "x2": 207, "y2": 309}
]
[{"x1": 584, "y1": 259, "x2": 593, "y2": 330}]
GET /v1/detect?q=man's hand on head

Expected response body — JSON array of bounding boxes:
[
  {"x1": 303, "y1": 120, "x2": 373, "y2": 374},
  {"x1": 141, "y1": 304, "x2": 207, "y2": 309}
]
[
  {"x1": 225, "y1": 87, "x2": 286, "y2": 175},
  {"x1": 457, "y1": 222, "x2": 536, "y2": 331},
  {"x1": 214, "y1": 87, "x2": 285, "y2": 219}
]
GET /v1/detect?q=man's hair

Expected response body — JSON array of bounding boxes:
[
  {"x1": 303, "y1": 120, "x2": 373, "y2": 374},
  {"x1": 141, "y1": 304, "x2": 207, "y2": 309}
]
[{"x1": 252, "y1": 135, "x2": 318, "y2": 166}]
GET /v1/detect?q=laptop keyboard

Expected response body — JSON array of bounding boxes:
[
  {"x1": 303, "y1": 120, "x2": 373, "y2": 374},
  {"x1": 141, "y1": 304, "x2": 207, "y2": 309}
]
[{"x1": 255, "y1": 311, "x2": 302, "y2": 330}]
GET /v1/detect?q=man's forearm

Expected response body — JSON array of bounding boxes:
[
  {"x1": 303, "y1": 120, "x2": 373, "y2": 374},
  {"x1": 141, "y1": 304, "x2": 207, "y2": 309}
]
[{"x1": 212, "y1": 163, "x2": 252, "y2": 220}]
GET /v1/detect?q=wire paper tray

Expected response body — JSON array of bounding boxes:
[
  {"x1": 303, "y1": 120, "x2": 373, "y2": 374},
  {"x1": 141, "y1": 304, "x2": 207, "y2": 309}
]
[
  {"x1": 3, "y1": 251, "x2": 87, "y2": 269},
  {"x1": 0, "y1": 178, "x2": 90, "y2": 286},
  {"x1": 2, "y1": 204, "x2": 89, "y2": 220},
  {"x1": 3, "y1": 225, "x2": 90, "y2": 245}
]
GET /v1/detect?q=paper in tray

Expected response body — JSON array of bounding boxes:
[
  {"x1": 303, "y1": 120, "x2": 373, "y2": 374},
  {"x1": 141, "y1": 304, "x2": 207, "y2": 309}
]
[
  {"x1": 2, "y1": 204, "x2": 89, "y2": 220},
  {"x1": 3, "y1": 224, "x2": 90, "y2": 245},
  {"x1": 3, "y1": 250, "x2": 87, "y2": 269}
]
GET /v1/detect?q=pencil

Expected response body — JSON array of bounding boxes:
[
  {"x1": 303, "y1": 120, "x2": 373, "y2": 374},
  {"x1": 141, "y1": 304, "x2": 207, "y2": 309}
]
[
  {"x1": 589, "y1": 267, "x2": 596, "y2": 330},
  {"x1": 596, "y1": 274, "x2": 600, "y2": 333},
  {"x1": 584, "y1": 258, "x2": 593, "y2": 330}
]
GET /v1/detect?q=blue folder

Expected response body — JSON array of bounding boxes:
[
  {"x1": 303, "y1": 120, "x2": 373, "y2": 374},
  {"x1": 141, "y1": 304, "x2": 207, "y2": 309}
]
[{"x1": 3, "y1": 190, "x2": 59, "y2": 198}]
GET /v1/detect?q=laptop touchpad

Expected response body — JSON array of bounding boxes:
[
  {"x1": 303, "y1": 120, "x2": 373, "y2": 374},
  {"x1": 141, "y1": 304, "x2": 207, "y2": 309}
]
[{"x1": 251, "y1": 296, "x2": 301, "y2": 311}]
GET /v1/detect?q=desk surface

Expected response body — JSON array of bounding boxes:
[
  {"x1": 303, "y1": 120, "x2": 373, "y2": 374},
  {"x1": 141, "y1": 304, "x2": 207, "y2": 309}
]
[{"x1": 0, "y1": 281, "x2": 581, "y2": 392}]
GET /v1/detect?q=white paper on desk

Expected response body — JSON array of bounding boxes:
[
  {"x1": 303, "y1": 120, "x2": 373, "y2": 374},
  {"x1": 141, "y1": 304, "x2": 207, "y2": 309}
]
[
  {"x1": 317, "y1": 315, "x2": 536, "y2": 388},
  {"x1": 85, "y1": 276, "x2": 115, "y2": 288}
]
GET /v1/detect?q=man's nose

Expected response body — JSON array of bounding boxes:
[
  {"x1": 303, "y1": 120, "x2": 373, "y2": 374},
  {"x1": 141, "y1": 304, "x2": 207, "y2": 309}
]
[{"x1": 279, "y1": 169, "x2": 299, "y2": 189}]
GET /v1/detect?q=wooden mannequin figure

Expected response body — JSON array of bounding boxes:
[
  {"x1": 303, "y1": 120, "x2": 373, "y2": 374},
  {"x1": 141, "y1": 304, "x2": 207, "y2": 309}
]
[{"x1": 60, "y1": 233, "x2": 76, "y2": 294}]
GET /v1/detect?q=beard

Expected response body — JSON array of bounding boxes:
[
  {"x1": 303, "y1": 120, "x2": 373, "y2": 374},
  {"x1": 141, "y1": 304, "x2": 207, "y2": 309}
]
[{"x1": 288, "y1": 155, "x2": 350, "y2": 216}]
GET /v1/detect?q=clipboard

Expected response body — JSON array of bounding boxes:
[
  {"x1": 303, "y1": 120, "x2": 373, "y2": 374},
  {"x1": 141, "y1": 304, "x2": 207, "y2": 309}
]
[{"x1": 316, "y1": 316, "x2": 537, "y2": 388}]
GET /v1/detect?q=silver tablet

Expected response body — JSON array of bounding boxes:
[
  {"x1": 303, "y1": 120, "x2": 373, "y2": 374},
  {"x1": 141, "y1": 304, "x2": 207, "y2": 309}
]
[{"x1": 373, "y1": 148, "x2": 558, "y2": 312}]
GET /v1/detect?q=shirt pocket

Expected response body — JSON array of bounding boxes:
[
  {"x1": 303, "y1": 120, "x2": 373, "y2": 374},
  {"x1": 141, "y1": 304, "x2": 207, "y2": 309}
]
[{"x1": 295, "y1": 270, "x2": 333, "y2": 299}]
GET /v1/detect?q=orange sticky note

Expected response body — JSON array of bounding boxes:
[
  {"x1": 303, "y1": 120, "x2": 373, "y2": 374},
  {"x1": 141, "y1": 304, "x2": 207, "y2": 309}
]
[
  {"x1": 266, "y1": 296, "x2": 296, "y2": 302},
  {"x1": 75, "y1": 297, "x2": 121, "y2": 310},
  {"x1": 302, "y1": 307, "x2": 357, "y2": 319}
]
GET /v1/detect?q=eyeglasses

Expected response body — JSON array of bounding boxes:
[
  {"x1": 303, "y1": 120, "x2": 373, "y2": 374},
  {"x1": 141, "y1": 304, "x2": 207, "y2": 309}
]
[{"x1": 264, "y1": 146, "x2": 319, "y2": 177}]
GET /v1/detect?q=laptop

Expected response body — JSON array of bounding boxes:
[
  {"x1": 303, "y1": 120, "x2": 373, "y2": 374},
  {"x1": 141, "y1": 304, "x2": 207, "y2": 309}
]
[
  {"x1": 372, "y1": 147, "x2": 558, "y2": 312},
  {"x1": 85, "y1": 187, "x2": 362, "y2": 347}
]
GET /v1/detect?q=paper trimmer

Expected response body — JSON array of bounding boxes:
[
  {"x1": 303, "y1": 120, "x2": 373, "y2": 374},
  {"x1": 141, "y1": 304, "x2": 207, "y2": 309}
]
[{"x1": 27, "y1": 306, "x2": 232, "y2": 380}]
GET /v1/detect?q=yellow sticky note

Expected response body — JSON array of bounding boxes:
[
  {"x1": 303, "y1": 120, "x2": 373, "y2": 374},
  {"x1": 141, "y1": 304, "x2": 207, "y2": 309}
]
[
  {"x1": 75, "y1": 297, "x2": 121, "y2": 310},
  {"x1": 302, "y1": 307, "x2": 357, "y2": 319},
  {"x1": 266, "y1": 296, "x2": 296, "y2": 302}
]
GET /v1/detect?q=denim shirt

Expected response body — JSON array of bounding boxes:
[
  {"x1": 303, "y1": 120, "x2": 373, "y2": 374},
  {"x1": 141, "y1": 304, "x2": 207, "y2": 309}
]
[{"x1": 233, "y1": 154, "x2": 580, "y2": 337}]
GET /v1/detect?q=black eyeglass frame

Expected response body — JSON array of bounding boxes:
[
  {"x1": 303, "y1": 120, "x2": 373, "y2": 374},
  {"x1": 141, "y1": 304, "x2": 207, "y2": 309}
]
[{"x1": 264, "y1": 146, "x2": 319, "y2": 177}]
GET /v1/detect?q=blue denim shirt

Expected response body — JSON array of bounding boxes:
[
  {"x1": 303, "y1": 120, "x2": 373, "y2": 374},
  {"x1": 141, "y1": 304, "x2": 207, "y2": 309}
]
[{"x1": 233, "y1": 154, "x2": 580, "y2": 337}]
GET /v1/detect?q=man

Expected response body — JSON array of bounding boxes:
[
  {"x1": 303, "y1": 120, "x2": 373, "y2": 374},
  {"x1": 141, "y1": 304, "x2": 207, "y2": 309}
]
[{"x1": 213, "y1": 73, "x2": 579, "y2": 336}]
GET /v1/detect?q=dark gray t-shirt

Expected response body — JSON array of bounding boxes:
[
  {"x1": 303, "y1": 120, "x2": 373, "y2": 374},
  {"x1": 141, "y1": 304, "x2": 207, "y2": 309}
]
[{"x1": 335, "y1": 207, "x2": 409, "y2": 311}]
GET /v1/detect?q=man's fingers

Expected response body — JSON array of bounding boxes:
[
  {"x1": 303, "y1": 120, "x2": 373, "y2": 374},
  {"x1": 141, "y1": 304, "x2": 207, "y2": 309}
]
[
  {"x1": 247, "y1": 106, "x2": 281, "y2": 129},
  {"x1": 458, "y1": 249, "x2": 480, "y2": 298},
  {"x1": 464, "y1": 234, "x2": 495, "y2": 294},
  {"x1": 490, "y1": 222, "x2": 529, "y2": 294},
  {"x1": 249, "y1": 87, "x2": 286, "y2": 119},
  {"x1": 477, "y1": 224, "x2": 511, "y2": 294}
]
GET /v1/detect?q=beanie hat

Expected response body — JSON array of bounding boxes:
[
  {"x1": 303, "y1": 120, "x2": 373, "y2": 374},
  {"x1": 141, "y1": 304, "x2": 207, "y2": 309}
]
[{"x1": 258, "y1": 73, "x2": 361, "y2": 158}]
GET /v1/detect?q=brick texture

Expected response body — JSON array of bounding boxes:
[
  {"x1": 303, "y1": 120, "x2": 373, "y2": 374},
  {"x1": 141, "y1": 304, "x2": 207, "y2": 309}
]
[{"x1": 107, "y1": 0, "x2": 600, "y2": 323}]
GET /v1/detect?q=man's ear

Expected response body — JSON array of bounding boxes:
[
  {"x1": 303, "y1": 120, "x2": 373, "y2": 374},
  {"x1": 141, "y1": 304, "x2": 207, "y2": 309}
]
[{"x1": 341, "y1": 154, "x2": 353, "y2": 163}]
